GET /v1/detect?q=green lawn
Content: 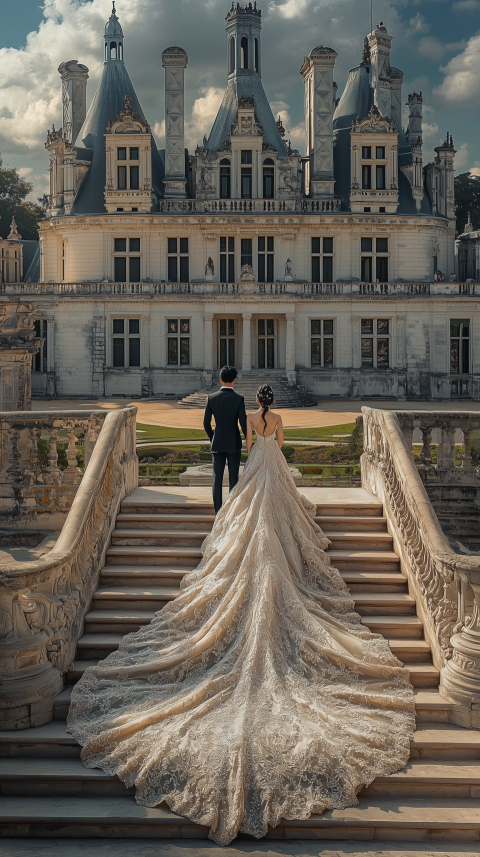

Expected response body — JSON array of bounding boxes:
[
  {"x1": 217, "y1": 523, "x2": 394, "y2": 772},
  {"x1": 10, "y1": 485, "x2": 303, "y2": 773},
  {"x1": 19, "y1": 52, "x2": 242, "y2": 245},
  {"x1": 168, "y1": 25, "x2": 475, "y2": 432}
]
[
  {"x1": 136, "y1": 421, "x2": 356, "y2": 444},
  {"x1": 283, "y1": 423, "x2": 356, "y2": 442}
]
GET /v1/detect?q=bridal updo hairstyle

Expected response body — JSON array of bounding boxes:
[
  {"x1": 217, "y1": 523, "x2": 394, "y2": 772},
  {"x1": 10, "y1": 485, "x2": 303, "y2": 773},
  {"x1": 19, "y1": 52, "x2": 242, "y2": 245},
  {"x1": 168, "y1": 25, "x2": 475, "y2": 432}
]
[{"x1": 256, "y1": 384, "x2": 274, "y2": 434}]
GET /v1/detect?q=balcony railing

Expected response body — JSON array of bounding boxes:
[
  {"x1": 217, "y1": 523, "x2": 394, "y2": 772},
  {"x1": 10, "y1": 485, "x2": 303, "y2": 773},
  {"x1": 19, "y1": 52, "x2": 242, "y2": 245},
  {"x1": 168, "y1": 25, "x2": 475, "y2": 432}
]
[
  {"x1": 1, "y1": 281, "x2": 477, "y2": 297},
  {"x1": 158, "y1": 198, "x2": 342, "y2": 214}
]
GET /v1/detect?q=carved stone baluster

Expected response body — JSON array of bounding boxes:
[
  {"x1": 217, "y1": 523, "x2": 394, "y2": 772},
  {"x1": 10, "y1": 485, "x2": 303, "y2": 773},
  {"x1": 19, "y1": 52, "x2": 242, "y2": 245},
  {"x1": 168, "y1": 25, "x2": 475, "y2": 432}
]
[
  {"x1": 437, "y1": 423, "x2": 454, "y2": 470},
  {"x1": 402, "y1": 423, "x2": 414, "y2": 458},
  {"x1": 63, "y1": 425, "x2": 83, "y2": 484},
  {"x1": 45, "y1": 428, "x2": 62, "y2": 484},
  {"x1": 420, "y1": 426, "x2": 432, "y2": 469},
  {"x1": 441, "y1": 581, "x2": 480, "y2": 708}
]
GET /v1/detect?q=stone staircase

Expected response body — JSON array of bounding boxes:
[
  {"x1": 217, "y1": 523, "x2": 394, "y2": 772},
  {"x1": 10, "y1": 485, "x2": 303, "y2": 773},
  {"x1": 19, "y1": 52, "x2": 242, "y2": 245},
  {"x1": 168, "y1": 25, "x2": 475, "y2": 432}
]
[
  {"x1": 180, "y1": 372, "x2": 317, "y2": 408},
  {"x1": 1, "y1": 488, "x2": 480, "y2": 843}
]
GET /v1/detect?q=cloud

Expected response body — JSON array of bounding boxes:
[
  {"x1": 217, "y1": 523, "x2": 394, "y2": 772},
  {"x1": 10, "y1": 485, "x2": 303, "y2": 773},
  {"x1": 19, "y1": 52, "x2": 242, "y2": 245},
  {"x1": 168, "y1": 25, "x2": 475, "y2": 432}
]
[
  {"x1": 187, "y1": 87, "x2": 224, "y2": 149},
  {"x1": 433, "y1": 33, "x2": 480, "y2": 104},
  {"x1": 268, "y1": 0, "x2": 312, "y2": 18},
  {"x1": 453, "y1": 0, "x2": 480, "y2": 10},
  {"x1": 270, "y1": 100, "x2": 304, "y2": 150},
  {"x1": 418, "y1": 36, "x2": 466, "y2": 61},
  {"x1": 455, "y1": 142, "x2": 469, "y2": 170},
  {"x1": 408, "y1": 13, "x2": 430, "y2": 34},
  {"x1": 470, "y1": 167, "x2": 480, "y2": 176}
]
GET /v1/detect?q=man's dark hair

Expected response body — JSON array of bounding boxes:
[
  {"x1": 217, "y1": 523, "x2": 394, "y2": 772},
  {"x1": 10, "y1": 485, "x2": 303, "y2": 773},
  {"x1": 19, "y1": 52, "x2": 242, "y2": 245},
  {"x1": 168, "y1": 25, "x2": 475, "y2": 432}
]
[{"x1": 220, "y1": 365, "x2": 237, "y2": 384}]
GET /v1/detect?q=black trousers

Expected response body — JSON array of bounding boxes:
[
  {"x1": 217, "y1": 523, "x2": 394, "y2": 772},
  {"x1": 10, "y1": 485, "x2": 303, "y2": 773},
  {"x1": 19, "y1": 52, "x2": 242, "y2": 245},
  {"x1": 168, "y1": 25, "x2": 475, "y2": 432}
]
[{"x1": 212, "y1": 451, "x2": 242, "y2": 514}]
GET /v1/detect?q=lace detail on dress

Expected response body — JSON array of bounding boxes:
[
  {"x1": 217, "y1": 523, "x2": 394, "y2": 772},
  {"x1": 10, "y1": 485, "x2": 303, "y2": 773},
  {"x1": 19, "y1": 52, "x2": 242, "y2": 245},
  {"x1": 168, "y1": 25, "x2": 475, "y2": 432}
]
[{"x1": 67, "y1": 432, "x2": 416, "y2": 846}]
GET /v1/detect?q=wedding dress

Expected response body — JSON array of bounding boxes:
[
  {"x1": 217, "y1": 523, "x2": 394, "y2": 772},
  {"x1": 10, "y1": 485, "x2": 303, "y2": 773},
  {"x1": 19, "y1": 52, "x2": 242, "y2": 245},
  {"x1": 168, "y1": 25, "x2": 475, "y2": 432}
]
[{"x1": 68, "y1": 432, "x2": 415, "y2": 845}]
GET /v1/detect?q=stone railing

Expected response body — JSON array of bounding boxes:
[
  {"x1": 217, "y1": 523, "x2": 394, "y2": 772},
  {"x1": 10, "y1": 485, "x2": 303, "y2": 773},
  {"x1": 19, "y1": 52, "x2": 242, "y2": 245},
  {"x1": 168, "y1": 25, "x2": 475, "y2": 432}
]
[
  {"x1": 361, "y1": 407, "x2": 480, "y2": 721},
  {"x1": 0, "y1": 407, "x2": 137, "y2": 729},
  {"x1": 1, "y1": 280, "x2": 477, "y2": 298},
  {"x1": 0, "y1": 410, "x2": 107, "y2": 529},
  {"x1": 395, "y1": 411, "x2": 480, "y2": 487},
  {"x1": 158, "y1": 198, "x2": 342, "y2": 214}
]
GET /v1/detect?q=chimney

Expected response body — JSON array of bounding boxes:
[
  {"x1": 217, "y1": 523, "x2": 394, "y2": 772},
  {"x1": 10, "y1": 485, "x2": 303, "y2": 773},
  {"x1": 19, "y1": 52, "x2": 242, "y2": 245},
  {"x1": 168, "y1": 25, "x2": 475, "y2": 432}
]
[
  {"x1": 58, "y1": 60, "x2": 89, "y2": 145},
  {"x1": 368, "y1": 23, "x2": 393, "y2": 119},
  {"x1": 162, "y1": 47, "x2": 189, "y2": 199},
  {"x1": 300, "y1": 46, "x2": 338, "y2": 199},
  {"x1": 406, "y1": 91, "x2": 423, "y2": 147}
]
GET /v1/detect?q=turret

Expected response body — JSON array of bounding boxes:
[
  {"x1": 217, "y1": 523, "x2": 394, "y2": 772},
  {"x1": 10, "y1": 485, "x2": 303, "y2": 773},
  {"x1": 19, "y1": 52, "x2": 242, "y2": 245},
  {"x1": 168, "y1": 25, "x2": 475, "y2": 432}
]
[
  {"x1": 226, "y1": 2, "x2": 262, "y2": 79},
  {"x1": 367, "y1": 22, "x2": 393, "y2": 119},
  {"x1": 104, "y1": 2, "x2": 124, "y2": 63}
]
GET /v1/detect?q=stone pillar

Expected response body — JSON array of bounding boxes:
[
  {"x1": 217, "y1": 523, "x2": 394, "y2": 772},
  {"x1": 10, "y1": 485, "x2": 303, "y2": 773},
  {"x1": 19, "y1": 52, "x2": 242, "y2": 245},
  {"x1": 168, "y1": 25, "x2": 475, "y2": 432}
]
[
  {"x1": 92, "y1": 307, "x2": 105, "y2": 398},
  {"x1": 300, "y1": 46, "x2": 338, "y2": 199},
  {"x1": 58, "y1": 60, "x2": 89, "y2": 145},
  {"x1": 203, "y1": 311, "x2": 214, "y2": 387},
  {"x1": 352, "y1": 315, "x2": 361, "y2": 369},
  {"x1": 440, "y1": 581, "x2": 480, "y2": 715},
  {"x1": 162, "y1": 46, "x2": 188, "y2": 199},
  {"x1": 242, "y1": 312, "x2": 252, "y2": 373},
  {"x1": 285, "y1": 310, "x2": 296, "y2": 386}
]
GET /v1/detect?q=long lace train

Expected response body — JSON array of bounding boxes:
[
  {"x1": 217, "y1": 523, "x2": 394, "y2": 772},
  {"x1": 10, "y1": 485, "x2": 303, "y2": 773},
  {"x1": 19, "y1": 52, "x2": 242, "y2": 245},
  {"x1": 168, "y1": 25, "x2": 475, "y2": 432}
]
[{"x1": 67, "y1": 433, "x2": 415, "y2": 845}]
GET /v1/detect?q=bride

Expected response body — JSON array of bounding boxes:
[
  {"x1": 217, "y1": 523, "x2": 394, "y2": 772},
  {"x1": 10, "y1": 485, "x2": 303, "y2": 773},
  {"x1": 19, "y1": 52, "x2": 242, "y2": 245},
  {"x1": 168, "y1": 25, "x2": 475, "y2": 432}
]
[{"x1": 68, "y1": 384, "x2": 415, "y2": 845}]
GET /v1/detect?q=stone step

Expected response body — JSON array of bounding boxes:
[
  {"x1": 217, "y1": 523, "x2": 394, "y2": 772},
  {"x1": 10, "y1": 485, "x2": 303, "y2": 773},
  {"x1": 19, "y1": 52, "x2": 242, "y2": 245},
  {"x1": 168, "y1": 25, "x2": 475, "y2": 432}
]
[
  {"x1": 360, "y1": 615, "x2": 424, "y2": 638},
  {"x1": 2, "y1": 795, "x2": 480, "y2": 840},
  {"x1": 316, "y1": 503, "x2": 384, "y2": 518},
  {"x1": 92, "y1": 586, "x2": 182, "y2": 611},
  {"x1": 105, "y1": 545, "x2": 202, "y2": 566},
  {"x1": 99, "y1": 565, "x2": 194, "y2": 586},
  {"x1": 120, "y1": 501, "x2": 214, "y2": 516},
  {"x1": 351, "y1": 592, "x2": 416, "y2": 615},
  {"x1": 342, "y1": 571, "x2": 408, "y2": 592},
  {"x1": 327, "y1": 532, "x2": 393, "y2": 551},
  {"x1": 328, "y1": 549, "x2": 400, "y2": 571},
  {"x1": 315, "y1": 515, "x2": 388, "y2": 531},
  {"x1": 115, "y1": 513, "x2": 216, "y2": 531},
  {"x1": 110, "y1": 529, "x2": 209, "y2": 547},
  {"x1": 387, "y1": 639, "x2": 432, "y2": 663}
]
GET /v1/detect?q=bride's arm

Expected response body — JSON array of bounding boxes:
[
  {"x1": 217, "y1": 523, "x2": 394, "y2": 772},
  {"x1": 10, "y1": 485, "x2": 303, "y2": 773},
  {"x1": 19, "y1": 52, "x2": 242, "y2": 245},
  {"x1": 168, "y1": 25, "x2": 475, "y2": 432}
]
[
  {"x1": 277, "y1": 415, "x2": 284, "y2": 448},
  {"x1": 246, "y1": 416, "x2": 253, "y2": 454}
]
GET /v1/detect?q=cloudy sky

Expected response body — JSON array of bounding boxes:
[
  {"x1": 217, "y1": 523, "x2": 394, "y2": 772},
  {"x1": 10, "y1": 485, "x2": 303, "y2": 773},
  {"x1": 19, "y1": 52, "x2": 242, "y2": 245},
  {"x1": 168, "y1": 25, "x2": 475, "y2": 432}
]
[{"x1": 1, "y1": 0, "x2": 479, "y2": 199}]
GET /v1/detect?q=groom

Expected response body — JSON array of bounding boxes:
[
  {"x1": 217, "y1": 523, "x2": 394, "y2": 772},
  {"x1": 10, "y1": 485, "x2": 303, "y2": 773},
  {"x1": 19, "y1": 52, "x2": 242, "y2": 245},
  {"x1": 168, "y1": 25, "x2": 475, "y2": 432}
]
[{"x1": 203, "y1": 365, "x2": 247, "y2": 514}]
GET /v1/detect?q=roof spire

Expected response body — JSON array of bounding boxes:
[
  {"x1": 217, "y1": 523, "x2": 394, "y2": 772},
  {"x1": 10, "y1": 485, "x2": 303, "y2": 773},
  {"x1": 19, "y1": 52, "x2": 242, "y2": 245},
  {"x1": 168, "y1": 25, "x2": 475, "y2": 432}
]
[{"x1": 112, "y1": 1, "x2": 116, "y2": 14}]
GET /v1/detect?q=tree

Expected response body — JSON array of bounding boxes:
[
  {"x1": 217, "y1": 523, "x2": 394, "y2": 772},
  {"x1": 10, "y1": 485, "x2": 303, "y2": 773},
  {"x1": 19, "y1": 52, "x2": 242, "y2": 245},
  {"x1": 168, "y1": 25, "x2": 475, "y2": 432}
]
[
  {"x1": 454, "y1": 172, "x2": 480, "y2": 235},
  {"x1": 0, "y1": 153, "x2": 44, "y2": 240}
]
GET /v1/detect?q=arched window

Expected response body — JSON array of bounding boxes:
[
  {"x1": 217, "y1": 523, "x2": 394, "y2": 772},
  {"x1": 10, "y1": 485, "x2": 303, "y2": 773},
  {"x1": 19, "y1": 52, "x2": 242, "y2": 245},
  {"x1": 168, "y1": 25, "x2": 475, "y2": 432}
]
[
  {"x1": 254, "y1": 38, "x2": 259, "y2": 72},
  {"x1": 241, "y1": 37, "x2": 249, "y2": 69},
  {"x1": 118, "y1": 43, "x2": 123, "y2": 61},
  {"x1": 220, "y1": 159, "x2": 231, "y2": 199},
  {"x1": 263, "y1": 158, "x2": 275, "y2": 199},
  {"x1": 110, "y1": 42, "x2": 117, "y2": 60},
  {"x1": 229, "y1": 37, "x2": 235, "y2": 74},
  {"x1": 105, "y1": 43, "x2": 108, "y2": 62}
]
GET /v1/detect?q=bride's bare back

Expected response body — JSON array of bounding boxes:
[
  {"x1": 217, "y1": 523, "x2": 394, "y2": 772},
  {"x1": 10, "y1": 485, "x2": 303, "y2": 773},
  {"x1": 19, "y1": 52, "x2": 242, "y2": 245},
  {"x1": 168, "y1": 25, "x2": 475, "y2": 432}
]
[{"x1": 247, "y1": 407, "x2": 284, "y2": 452}]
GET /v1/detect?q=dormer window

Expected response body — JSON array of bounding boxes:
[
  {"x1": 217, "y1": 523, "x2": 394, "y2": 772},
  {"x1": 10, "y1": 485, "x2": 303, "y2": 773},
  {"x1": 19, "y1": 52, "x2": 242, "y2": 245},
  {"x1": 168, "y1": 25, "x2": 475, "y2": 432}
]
[
  {"x1": 117, "y1": 147, "x2": 140, "y2": 191},
  {"x1": 220, "y1": 159, "x2": 231, "y2": 199},
  {"x1": 263, "y1": 158, "x2": 274, "y2": 199}
]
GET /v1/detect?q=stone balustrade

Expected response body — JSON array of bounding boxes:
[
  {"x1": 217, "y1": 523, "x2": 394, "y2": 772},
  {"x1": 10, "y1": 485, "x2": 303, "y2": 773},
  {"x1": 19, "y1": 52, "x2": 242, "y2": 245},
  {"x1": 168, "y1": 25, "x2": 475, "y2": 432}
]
[
  {"x1": 0, "y1": 280, "x2": 477, "y2": 297},
  {"x1": 158, "y1": 198, "x2": 342, "y2": 214},
  {"x1": 0, "y1": 410, "x2": 107, "y2": 529},
  {"x1": 395, "y1": 411, "x2": 480, "y2": 487},
  {"x1": 361, "y1": 407, "x2": 480, "y2": 723},
  {"x1": 0, "y1": 407, "x2": 138, "y2": 729}
]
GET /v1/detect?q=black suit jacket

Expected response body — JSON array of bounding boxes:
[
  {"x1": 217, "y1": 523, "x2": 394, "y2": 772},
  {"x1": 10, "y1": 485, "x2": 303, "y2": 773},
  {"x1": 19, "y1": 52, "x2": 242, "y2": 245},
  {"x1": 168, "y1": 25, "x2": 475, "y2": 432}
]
[{"x1": 203, "y1": 387, "x2": 247, "y2": 453}]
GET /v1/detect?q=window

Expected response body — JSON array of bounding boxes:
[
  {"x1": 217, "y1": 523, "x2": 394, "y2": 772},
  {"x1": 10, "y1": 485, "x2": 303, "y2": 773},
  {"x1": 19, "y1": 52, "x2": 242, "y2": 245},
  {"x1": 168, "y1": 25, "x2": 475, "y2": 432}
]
[
  {"x1": 62, "y1": 242, "x2": 66, "y2": 281},
  {"x1": 241, "y1": 36, "x2": 249, "y2": 69},
  {"x1": 167, "y1": 237, "x2": 189, "y2": 282},
  {"x1": 33, "y1": 320, "x2": 48, "y2": 373},
  {"x1": 311, "y1": 237, "x2": 334, "y2": 283},
  {"x1": 362, "y1": 146, "x2": 371, "y2": 159},
  {"x1": 113, "y1": 237, "x2": 141, "y2": 282},
  {"x1": 254, "y1": 38, "x2": 259, "y2": 72},
  {"x1": 361, "y1": 236, "x2": 389, "y2": 282},
  {"x1": 263, "y1": 158, "x2": 274, "y2": 199},
  {"x1": 376, "y1": 146, "x2": 385, "y2": 159},
  {"x1": 376, "y1": 164, "x2": 386, "y2": 190},
  {"x1": 241, "y1": 151, "x2": 252, "y2": 198},
  {"x1": 310, "y1": 319, "x2": 334, "y2": 367},
  {"x1": 219, "y1": 319, "x2": 235, "y2": 365},
  {"x1": 362, "y1": 164, "x2": 372, "y2": 189},
  {"x1": 361, "y1": 319, "x2": 390, "y2": 368},
  {"x1": 220, "y1": 237, "x2": 235, "y2": 282},
  {"x1": 258, "y1": 236, "x2": 274, "y2": 282},
  {"x1": 110, "y1": 42, "x2": 117, "y2": 60},
  {"x1": 112, "y1": 318, "x2": 141, "y2": 368},
  {"x1": 450, "y1": 319, "x2": 470, "y2": 374},
  {"x1": 258, "y1": 319, "x2": 275, "y2": 369},
  {"x1": 241, "y1": 150, "x2": 253, "y2": 164},
  {"x1": 220, "y1": 159, "x2": 231, "y2": 199},
  {"x1": 241, "y1": 238, "x2": 252, "y2": 269},
  {"x1": 167, "y1": 318, "x2": 190, "y2": 365},
  {"x1": 229, "y1": 36, "x2": 235, "y2": 74},
  {"x1": 117, "y1": 146, "x2": 141, "y2": 190}
]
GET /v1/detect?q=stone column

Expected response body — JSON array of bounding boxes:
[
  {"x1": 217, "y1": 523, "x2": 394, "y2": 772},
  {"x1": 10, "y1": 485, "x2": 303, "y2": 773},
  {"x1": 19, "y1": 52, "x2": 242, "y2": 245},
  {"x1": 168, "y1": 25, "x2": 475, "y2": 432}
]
[
  {"x1": 162, "y1": 47, "x2": 188, "y2": 199},
  {"x1": 285, "y1": 310, "x2": 296, "y2": 386},
  {"x1": 242, "y1": 312, "x2": 252, "y2": 373},
  {"x1": 203, "y1": 311, "x2": 214, "y2": 387},
  {"x1": 300, "y1": 46, "x2": 338, "y2": 199},
  {"x1": 58, "y1": 60, "x2": 89, "y2": 145},
  {"x1": 46, "y1": 317, "x2": 56, "y2": 397}
]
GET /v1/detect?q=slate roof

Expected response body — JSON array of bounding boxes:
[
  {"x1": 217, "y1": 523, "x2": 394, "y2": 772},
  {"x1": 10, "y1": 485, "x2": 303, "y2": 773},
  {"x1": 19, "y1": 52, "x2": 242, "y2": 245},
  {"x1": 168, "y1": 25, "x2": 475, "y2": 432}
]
[
  {"x1": 207, "y1": 75, "x2": 287, "y2": 157},
  {"x1": 72, "y1": 59, "x2": 164, "y2": 214}
]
